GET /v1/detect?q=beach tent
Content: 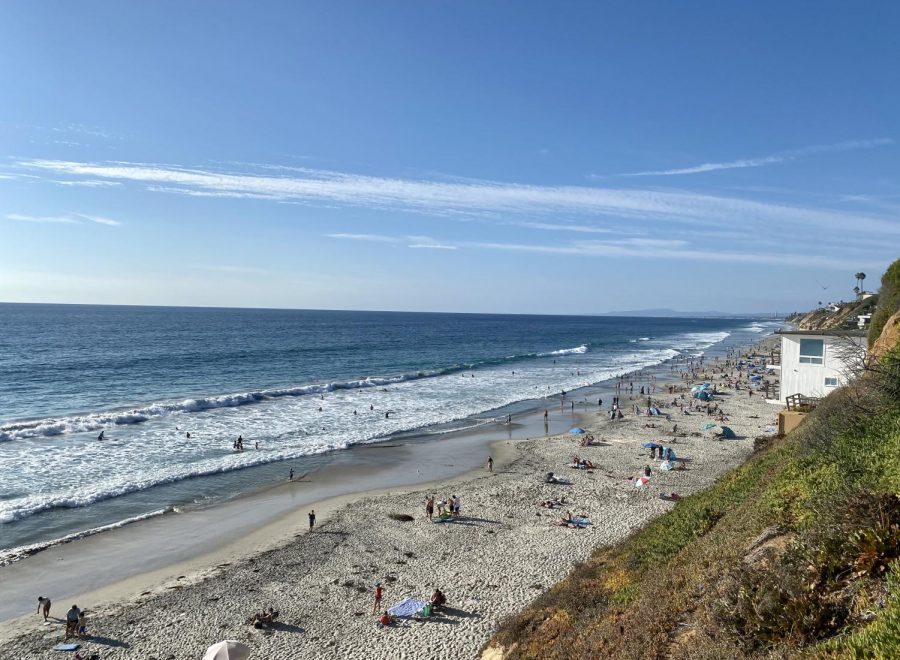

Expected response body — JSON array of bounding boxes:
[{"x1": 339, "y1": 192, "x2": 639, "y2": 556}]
[
  {"x1": 719, "y1": 426, "x2": 737, "y2": 439},
  {"x1": 388, "y1": 597, "x2": 430, "y2": 618},
  {"x1": 203, "y1": 641, "x2": 251, "y2": 660},
  {"x1": 701, "y1": 422, "x2": 717, "y2": 431},
  {"x1": 659, "y1": 460, "x2": 674, "y2": 471},
  {"x1": 697, "y1": 391, "x2": 712, "y2": 401},
  {"x1": 568, "y1": 427, "x2": 586, "y2": 434},
  {"x1": 642, "y1": 442, "x2": 662, "y2": 448}
]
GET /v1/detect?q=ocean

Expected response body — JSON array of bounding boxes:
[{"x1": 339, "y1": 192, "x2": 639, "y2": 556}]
[{"x1": 0, "y1": 303, "x2": 775, "y2": 557}]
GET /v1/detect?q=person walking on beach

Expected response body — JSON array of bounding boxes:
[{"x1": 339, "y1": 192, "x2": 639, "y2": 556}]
[
  {"x1": 308, "y1": 509, "x2": 316, "y2": 531},
  {"x1": 36, "y1": 596, "x2": 51, "y2": 621},
  {"x1": 289, "y1": 468, "x2": 294, "y2": 481},
  {"x1": 487, "y1": 456, "x2": 493, "y2": 472},
  {"x1": 372, "y1": 583, "x2": 385, "y2": 615},
  {"x1": 424, "y1": 495, "x2": 434, "y2": 519}
]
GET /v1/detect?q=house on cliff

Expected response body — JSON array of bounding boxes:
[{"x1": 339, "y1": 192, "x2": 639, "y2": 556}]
[{"x1": 776, "y1": 329, "x2": 867, "y2": 403}]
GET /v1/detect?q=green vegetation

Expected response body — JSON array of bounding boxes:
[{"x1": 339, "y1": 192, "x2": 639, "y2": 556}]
[
  {"x1": 869, "y1": 259, "x2": 900, "y2": 346},
  {"x1": 489, "y1": 320, "x2": 900, "y2": 658}
]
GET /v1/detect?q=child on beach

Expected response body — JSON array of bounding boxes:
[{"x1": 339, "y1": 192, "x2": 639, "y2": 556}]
[{"x1": 372, "y1": 583, "x2": 385, "y2": 615}]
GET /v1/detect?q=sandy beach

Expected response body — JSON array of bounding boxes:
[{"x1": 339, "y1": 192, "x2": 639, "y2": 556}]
[{"x1": 0, "y1": 341, "x2": 780, "y2": 659}]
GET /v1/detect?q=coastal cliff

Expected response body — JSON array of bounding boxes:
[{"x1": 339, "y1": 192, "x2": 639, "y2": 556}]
[
  {"x1": 785, "y1": 296, "x2": 878, "y2": 332},
  {"x1": 485, "y1": 262, "x2": 900, "y2": 660}
]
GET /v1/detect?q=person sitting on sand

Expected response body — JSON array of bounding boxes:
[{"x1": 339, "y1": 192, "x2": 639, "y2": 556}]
[
  {"x1": 430, "y1": 589, "x2": 447, "y2": 610},
  {"x1": 378, "y1": 610, "x2": 394, "y2": 627}
]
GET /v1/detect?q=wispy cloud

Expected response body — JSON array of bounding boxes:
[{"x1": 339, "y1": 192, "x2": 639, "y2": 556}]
[
  {"x1": 325, "y1": 233, "x2": 402, "y2": 243},
  {"x1": 464, "y1": 239, "x2": 877, "y2": 270},
  {"x1": 324, "y1": 230, "x2": 869, "y2": 269},
  {"x1": 54, "y1": 180, "x2": 122, "y2": 188},
  {"x1": 326, "y1": 233, "x2": 458, "y2": 250},
  {"x1": 74, "y1": 213, "x2": 122, "y2": 226},
  {"x1": 614, "y1": 138, "x2": 893, "y2": 177},
  {"x1": 5, "y1": 213, "x2": 79, "y2": 224},
  {"x1": 18, "y1": 158, "x2": 900, "y2": 238},
  {"x1": 193, "y1": 265, "x2": 270, "y2": 275},
  {"x1": 511, "y1": 221, "x2": 614, "y2": 234},
  {"x1": 4, "y1": 212, "x2": 122, "y2": 226}
]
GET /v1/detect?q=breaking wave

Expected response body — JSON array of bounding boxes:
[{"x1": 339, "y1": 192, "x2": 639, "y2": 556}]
[{"x1": 0, "y1": 344, "x2": 592, "y2": 443}]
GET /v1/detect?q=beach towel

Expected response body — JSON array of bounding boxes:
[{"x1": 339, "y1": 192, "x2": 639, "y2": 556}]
[
  {"x1": 388, "y1": 597, "x2": 429, "y2": 618},
  {"x1": 53, "y1": 643, "x2": 79, "y2": 651},
  {"x1": 572, "y1": 517, "x2": 591, "y2": 527}
]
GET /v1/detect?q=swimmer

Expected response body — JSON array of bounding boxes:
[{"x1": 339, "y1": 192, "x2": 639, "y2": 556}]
[{"x1": 97, "y1": 431, "x2": 104, "y2": 441}]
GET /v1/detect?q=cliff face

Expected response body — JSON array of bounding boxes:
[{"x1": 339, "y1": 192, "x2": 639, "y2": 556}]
[
  {"x1": 786, "y1": 296, "x2": 878, "y2": 331},
  {"x1": 872, "y1": 309, "x2": 900, "y2": 361}
]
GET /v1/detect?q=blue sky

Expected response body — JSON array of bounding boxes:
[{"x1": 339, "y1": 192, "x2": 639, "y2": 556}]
[{"x1": 1, "y1": 1, "x2": 898, "y2": 314}]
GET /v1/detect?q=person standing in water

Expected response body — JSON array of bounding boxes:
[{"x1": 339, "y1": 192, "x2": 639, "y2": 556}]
[
  {"x1": 487, "y1": 456, "x2": 493, "y2": 472},
  {"x1": 289, "y1": 468, "x2": 294, "y2": 481}
]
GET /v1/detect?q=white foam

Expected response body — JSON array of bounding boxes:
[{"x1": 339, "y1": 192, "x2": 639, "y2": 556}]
[{"x1": 0, "y1": 508, "x2": 170, "y2": 565}]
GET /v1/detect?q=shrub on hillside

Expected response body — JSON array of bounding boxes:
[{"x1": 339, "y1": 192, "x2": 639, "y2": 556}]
[{"x1": 869, "y1": 258, "x2": 900, "y2": 346}]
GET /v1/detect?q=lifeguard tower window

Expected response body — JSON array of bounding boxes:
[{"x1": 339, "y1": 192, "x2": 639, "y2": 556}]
[{"x1": 799, "y1": 339, "x2": 824, "y2": 365}]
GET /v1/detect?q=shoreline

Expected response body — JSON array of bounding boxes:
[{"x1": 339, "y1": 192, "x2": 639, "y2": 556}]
[{"x1": 0, "y1": 334, "x2": 780, "y2": 658}]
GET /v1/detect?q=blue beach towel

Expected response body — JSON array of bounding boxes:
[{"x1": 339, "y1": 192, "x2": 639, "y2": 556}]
[
  {"x1": 53, "y1": 643, "x2": 79, "y2": 652},
  {"x1": 388, "y1": 597, "x2": 429, "y2": 618}
]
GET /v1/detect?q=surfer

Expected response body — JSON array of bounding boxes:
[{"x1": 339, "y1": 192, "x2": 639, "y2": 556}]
[
  {"x1": 97, "y1": 431, "x2": 104, "y2": 441},
  {"x1": 186, "y1": 431, "x2": 191, "y2": 439}
]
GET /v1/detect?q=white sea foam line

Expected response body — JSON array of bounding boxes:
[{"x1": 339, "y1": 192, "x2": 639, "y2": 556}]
[{"x1": 0, "y1": 508, "x2": 170, "y2": 566}]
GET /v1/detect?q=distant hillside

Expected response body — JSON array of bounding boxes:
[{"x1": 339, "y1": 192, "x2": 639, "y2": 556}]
[{"x1": 600, "y1": 308, "x2": 776, "y2": 319}]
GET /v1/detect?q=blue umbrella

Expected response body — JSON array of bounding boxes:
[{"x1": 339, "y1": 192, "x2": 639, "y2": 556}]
[
  {"x1": 642, "y1": 442, "x2": 661, "y2": 448},
  {"x1": 569, "y1": 427, "x2": 586, "y2": 434}
]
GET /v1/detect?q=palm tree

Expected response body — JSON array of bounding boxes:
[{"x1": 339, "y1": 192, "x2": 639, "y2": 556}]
[
  {"x1": 854, "y1": 286, "x2": 860, "y2": 298},
  {"x1": 854, "y1": 272, "x2": 867, "y2": 292}
]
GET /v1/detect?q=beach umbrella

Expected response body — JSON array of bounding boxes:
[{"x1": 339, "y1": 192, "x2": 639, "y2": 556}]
[
  {"x1": 641, "y1": 442, "x2": 661, "y2": 448},
  {"x1": 719, "y1": 426, "x2": 736, "y2": 439},
  {"x1": 568, "y1": 427, "x2": 585, "y2": 434},
  {"x1": 633, "y1": 476, "x2": 650, "y2": 487},
  {"x1": 203, "y1": 641, "x2": 251, "y2": 660},
  {"x1": 701, "y1": 422, "x2": 717, "y2": 431}
]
